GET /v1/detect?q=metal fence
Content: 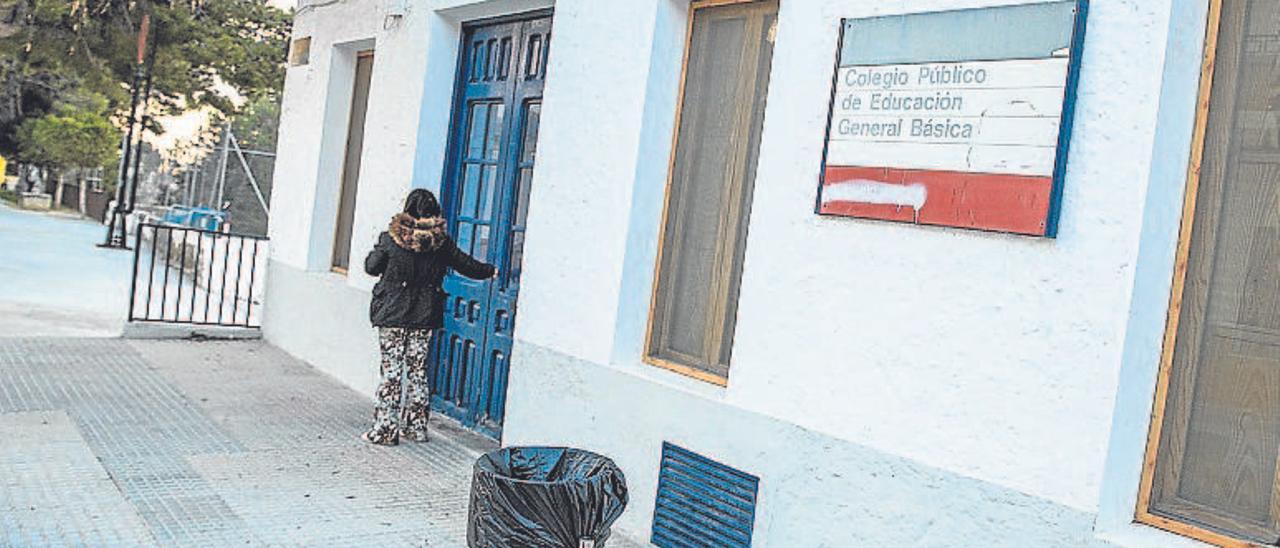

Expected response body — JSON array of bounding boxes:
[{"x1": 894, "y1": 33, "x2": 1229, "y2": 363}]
[
  {"x1": 143, "y1": 127, "x2": 275, "y2": 237},
  {"x1": 128, "y1": 223, "x2": 268, "y2": 328}
]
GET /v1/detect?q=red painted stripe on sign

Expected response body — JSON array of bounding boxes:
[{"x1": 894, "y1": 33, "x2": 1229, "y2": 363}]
[{"x1": 820, "y1": 166, "x2": 1054, "y2": 236}]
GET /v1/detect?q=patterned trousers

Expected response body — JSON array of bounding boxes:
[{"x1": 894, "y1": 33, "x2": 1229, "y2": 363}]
[{"x1": 366, "y1": 327, "x2": 433, "y2": 445}]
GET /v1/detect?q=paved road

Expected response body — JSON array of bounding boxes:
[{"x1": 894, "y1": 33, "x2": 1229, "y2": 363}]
[{"x1": 0, "y1": 204, "x2": 132, "y2": 337}]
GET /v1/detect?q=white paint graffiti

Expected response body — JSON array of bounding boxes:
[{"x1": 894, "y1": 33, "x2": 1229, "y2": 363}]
[{"x1": 821, "y1": 179, "x2": 928, "y2": 210}]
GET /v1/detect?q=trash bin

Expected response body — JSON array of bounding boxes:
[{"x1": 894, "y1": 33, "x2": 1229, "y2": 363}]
[{"x1": 468, "y1": 446, "x2": 628, "y2": 548}]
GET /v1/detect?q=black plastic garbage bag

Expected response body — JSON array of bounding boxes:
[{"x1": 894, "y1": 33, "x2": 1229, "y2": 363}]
[{"x1": 467, "y1": 446, "x2": 628, "y2": 548}]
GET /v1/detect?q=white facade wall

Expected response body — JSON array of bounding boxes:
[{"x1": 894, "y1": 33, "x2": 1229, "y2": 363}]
[
  {"x1": 265, "y1": 0, "x2": 551, "y2": 395},
  {"x1": 265, "y1": 0, "x2": 1215, "y2": 545},
  {"x1": 266, "y1": 0, "x2": 428, "y2": 395}
]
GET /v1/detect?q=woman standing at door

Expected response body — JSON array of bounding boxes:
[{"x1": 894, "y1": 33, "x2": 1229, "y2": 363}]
[{"x1": 362, "y1": 189, "x2": 496, "y2": 445}]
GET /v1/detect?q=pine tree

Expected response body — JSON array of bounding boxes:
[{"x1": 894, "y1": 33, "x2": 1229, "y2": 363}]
[{"x1": 0, "y1": 0, "x2": 291, "y2": 157}]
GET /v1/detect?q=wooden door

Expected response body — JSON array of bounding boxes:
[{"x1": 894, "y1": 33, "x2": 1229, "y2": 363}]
[
  {"x1": 1143, "y1": 0, "x2": 1280, "y2": 543},
  {"x1": 331, "y1": 51, "x2": 374, "y2": 272},
  {"x1": 432, "y1": 13, "x2": 551, "y2": 438}
]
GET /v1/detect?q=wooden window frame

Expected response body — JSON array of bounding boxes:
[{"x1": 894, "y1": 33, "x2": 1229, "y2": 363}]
[
  {"x1": 642, "y1": 0, "x2": 776, "y2": 387},
  {"x1": 1135, "y1": 1, "x2": 1272, "y2": 545},
  {"x1": 330, "y1": 50, "x2": 375, "y2": 276}
]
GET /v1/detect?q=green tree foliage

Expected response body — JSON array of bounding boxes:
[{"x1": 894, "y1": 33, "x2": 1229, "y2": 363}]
[
  {"x1": 0, "y1": 0, "x2": 291, "y2": 157},
  {"x1": 229, "y1": 92, "x2": 279, "y2": 151},
  {"x1": 18, "y1": 95, "x2": 117, "y2": 171}
]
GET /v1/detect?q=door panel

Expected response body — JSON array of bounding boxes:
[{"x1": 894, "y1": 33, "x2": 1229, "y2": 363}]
[
  {"x1": 1147, "y1": 0, "x2": 1280, "y2": 542},
  {"x1": 432, "y1": 13, "x2": 550, "y2": 438},
  {"x1": 331, "y1": 52, "x2": 374, "y2": 271}
]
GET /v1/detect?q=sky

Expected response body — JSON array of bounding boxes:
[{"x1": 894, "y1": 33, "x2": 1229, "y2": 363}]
[{"x1": 269, "y1": 0, "x2": 295, "y2": 9}]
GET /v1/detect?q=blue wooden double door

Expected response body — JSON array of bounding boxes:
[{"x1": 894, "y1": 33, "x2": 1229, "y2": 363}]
[{"x1": 431, "y1": 12, "x2": 551, "y2": 438}]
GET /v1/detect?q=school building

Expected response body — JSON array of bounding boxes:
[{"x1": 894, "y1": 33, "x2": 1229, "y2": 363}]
[{"x1": 263, "y1": 0, "x2": 1278, "y2": 545}]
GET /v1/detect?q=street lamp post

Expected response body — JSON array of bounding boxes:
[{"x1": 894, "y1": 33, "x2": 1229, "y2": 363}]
[{"x1": 100, "y1": 13, "x2": 153, "y2": 250}]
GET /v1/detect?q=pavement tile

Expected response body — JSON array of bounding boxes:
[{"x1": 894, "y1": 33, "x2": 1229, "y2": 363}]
[
  {"x1": 0, "y1": 410, "x2": 155, "y2": 547},
  {"x1": 0, "y1": 338, "x2": 644, "y2": 547}
]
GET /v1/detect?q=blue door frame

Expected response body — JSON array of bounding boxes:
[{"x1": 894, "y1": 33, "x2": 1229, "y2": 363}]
[{"x1": 431, "y1": 11, "x2": 551, "y2": 439}]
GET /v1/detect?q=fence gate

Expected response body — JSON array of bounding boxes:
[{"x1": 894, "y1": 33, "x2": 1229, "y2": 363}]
[{"x1": 128, "y1": 223, "x2": 269, "y2": 328}]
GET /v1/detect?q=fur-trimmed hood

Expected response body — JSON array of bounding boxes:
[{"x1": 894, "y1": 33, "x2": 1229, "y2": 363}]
[{"x1": 389, "y1": 213, "x2": 447, "y2": 252}]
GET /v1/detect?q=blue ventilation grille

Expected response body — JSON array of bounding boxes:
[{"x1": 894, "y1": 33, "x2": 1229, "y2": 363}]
[{"x1": 651, "y1": 442, "x2": 760, "y2": 547}]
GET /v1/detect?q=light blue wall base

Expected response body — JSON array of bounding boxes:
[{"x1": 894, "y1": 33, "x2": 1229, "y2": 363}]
[
  {"x1": 503, "y1": 341, "x2": 1113, "y2": 547},
  {"x1": 262, "y1": 261, "x2": 381, "y2": 398}
]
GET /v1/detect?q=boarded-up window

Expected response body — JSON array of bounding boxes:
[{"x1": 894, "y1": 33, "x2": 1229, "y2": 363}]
[
  {"x1": 1141, "y1": 0, "x2": 1280, "y2": 544},
  {"x1": 289, "y1": 37, "x2": 312, "y2": 66},
  {"x1": 646, "y1": 0, "x2": 777, "y2": 383},
  {"x1": 331, "y1": 51, "x2": 374, "y2": 272}
]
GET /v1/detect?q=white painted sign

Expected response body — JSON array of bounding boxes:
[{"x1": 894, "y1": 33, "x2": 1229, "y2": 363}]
[
  {"x1": 818, "y1": 0, "x2": 1084, "y2": 237},
  {"x1": 826, "y1": 58, "x2": 1070, "y2": 176}
]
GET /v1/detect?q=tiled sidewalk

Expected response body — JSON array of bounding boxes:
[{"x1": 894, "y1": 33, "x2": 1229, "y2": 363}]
[{"x1": 0, "y1": 338, "x2": 511, "y2": 546}]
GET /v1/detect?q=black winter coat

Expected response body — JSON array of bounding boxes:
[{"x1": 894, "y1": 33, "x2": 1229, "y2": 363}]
[{"x1": 365, "y1": 228, "x2": 495, "y2": 329}]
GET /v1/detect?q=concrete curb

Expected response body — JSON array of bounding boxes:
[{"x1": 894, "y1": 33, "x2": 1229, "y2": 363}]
[{"x1": 121, "y1": 322, "x2": 262, "y2": 340}]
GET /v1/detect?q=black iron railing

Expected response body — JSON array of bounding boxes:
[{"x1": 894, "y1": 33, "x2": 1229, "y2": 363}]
[{"x1": 128, "y1": 223, "x2": 268, "y2": 328}]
